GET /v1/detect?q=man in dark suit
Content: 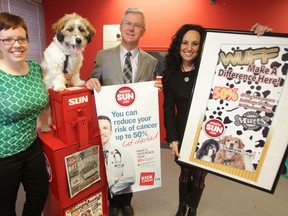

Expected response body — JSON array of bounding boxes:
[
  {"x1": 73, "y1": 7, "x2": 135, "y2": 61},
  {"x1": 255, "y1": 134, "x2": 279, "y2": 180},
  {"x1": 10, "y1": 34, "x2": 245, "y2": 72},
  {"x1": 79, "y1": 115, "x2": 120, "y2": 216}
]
[{"x1": 86, "y1": 8, "x2": 162, "y2": 216}]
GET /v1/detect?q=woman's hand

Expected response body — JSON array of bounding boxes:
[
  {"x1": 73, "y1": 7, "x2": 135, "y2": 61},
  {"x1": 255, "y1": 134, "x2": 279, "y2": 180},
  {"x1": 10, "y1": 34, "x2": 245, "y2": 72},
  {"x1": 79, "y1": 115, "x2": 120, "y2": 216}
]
[
  {"x1": 170, "y1": 141, "x2": 180, "y2": 159},
  {"x1": 154, "y1": 76, "x2": 163, "y2": 91},
  {"x1": 85, "y1": 78, "x2": 101, "y2": 92}
]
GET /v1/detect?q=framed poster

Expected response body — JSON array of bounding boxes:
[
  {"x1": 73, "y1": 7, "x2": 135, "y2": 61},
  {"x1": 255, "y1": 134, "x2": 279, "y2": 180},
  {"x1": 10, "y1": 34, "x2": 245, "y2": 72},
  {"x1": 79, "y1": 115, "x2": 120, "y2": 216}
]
[{"x1": 178, "y1": 29, "x2": 288, "y2": 193}]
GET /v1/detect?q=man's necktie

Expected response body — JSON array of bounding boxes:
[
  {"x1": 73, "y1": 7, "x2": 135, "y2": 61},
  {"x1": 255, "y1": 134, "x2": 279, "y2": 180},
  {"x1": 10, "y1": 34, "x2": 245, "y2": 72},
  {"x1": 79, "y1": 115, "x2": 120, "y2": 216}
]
[{"x1": 123, "y1": 52, "x2": 132, "y2": 83}]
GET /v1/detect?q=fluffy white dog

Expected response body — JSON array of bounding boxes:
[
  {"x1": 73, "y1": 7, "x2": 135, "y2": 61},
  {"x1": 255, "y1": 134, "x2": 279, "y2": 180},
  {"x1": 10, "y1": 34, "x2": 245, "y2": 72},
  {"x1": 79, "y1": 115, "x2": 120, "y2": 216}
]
[
  {"x1": 42, "y1": 13, "x2": 95, "y2": 91},
  {"x1": 39, "y1": 13, "x2": 95, "y2": 132}
]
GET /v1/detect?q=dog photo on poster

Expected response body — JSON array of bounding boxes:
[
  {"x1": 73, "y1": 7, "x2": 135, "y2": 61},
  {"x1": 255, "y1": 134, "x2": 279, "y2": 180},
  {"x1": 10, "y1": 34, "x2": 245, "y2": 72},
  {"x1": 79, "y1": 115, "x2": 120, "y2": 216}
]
[{"x1": 178, "y1": 29, "x2": 288, "y2": 193}]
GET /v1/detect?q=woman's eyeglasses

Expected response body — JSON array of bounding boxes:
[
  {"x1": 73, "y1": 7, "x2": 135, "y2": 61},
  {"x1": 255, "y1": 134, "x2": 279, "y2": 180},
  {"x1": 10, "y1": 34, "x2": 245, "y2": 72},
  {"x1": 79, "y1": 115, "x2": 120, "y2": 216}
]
[{"x1": 0, "y1": 38, "x2": 29, "y2": 45}]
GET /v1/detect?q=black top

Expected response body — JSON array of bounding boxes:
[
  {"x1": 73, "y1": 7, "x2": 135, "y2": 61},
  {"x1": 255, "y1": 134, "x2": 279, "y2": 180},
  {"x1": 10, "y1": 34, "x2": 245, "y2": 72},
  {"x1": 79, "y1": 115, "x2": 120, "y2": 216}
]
[{"x1": 163, "y1": 66, "x2": 198, "y2": 146}]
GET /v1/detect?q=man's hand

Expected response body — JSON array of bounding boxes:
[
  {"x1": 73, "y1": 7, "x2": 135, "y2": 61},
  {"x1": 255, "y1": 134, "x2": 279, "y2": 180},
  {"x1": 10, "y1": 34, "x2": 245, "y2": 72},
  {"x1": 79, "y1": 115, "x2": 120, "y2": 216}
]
[
  {"x1": 250, "y1": 23, "x2": 273, "y2": 36},
  {"x1": 85, "y1": 78, "x2": 101, "y2": 92}
]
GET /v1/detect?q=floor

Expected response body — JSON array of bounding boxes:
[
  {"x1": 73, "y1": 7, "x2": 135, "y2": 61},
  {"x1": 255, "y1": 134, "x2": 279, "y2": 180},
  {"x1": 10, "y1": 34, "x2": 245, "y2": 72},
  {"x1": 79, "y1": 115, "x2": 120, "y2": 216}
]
[
  {"x1": 131, "y1": 147, "x2": 288, "y2": 216},
  {"x1": 16, "y1": 147, "x2": 288, "y2": 216}
]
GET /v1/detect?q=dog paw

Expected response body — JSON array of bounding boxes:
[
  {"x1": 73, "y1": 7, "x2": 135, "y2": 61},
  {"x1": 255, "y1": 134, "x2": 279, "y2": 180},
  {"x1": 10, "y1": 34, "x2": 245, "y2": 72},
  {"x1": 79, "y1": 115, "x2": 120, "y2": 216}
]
[
  {"x1": 53, "y1": 85, "x2": 66, "y2": 92},
  {"x1": 41, "y1": 125, "x2": 51, "y2": 132},
  {"x1": 72, "y1": 79, "x2": 85, "y2": 87}
]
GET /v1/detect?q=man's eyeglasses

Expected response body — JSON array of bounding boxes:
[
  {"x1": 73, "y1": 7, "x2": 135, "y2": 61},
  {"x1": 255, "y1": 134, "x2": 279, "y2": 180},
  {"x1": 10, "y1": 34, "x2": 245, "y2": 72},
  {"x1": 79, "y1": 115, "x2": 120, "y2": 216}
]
[
  {"x1": 0, "y1": 38, "x2": 29, "y2": 45},
  {"x1": 122, "y1": 21, "x2": 145, "y2": 30}
]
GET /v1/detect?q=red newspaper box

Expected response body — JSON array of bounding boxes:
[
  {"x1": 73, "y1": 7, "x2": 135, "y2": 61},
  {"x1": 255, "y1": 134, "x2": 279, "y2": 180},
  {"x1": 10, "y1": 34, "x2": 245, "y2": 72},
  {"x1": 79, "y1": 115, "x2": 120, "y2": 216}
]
[
  {"x1": 40, "y1": 87, "x2": 108, "y2": 216},
  {"x1": 48, "y1": 87, "x2": 99, "y2": 149},
  {"x1": 41, "y1": 132, "x2": 107, "y2": 216}
]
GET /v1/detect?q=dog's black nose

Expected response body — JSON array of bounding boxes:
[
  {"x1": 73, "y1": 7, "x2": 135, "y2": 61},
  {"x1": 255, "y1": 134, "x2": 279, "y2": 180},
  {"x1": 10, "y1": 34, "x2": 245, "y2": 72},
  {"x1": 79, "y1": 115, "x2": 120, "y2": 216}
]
[{"x1": 75, "y1": 38, "x2": 82, "y2": 44}]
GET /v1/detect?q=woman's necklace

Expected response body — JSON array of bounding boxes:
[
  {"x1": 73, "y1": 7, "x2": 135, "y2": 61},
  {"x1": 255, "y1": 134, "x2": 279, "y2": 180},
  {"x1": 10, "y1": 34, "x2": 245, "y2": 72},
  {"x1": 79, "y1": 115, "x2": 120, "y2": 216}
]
[{"x1": 181, "y1": 63, "x2": 195, "y2": 82}]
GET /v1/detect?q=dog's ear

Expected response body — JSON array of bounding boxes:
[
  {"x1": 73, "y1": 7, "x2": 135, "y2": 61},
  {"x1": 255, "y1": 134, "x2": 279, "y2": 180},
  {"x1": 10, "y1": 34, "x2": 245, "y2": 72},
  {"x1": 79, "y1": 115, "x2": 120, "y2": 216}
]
[
  {"x1": 238, "y1": 138, "x2": 245, "y2": 149},
  {"x1": 52, "y1": 14, "x2": 71, "y2": 34},
  {"x1": 219, "y1": 136, "x2": 227, "y2": 144},
  {"x1": 86, "y1": 33, "x2": 93, "y2": 43},
  {"x1": 81, "y1": 17, "x2": 95, "y2": 43},
  {"x1": 56, "y1": 33, "x2": 65, "y2": 43},
  {"x1": 86, "y1": 24, "x2": 96, "y2": 43},
  {"x1": 196, "y1": 143, "x2": 203, "y2": 159},
  {"x1": 52, "y1": 14, "x2": 71, "y2": 43},
  {"x1": 215, "y1": 141, "x2": 220, "y2": 151}
]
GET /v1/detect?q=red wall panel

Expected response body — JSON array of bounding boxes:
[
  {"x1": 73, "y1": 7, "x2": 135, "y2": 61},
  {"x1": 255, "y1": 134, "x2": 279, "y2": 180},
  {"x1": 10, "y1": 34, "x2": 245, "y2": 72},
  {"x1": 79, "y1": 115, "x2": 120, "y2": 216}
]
[
  {"x1": 42, "y1": 0, "x2": 288, "y2": 80},
  {"x1": 42, "y1": 0, "x2": 288, "y2": 144}
]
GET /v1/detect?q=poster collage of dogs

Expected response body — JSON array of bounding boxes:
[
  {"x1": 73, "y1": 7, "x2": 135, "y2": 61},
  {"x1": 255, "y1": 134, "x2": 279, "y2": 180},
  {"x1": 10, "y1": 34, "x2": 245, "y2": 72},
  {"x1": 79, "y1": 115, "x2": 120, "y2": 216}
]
[{"x1": 195, "y1": 43, "x2": 286, "y2": 176}]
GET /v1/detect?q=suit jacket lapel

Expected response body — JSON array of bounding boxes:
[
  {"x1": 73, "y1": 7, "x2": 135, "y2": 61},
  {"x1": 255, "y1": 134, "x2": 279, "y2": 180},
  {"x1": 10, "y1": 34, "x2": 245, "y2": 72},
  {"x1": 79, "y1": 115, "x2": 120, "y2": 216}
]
[
  {"x1": 134, "y1": 50, "x2": 145, "y2": 82},
  {"x1": 112, "y1": 46, "x2": 125, "y2": 84}
]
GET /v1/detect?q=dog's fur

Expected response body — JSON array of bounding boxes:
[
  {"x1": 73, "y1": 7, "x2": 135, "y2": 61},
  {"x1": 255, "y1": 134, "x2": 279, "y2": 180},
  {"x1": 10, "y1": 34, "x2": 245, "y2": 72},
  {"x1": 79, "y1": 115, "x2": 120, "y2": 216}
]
[
  {"x1": 214, "y1": 135, "x2": 246, "y2": 170},
  {"x1": 196, "y1": 139, "x2": 220, "y2": 162},
  {"x1": 39, "y1": 13, "x2": 95, "y2": 132}
]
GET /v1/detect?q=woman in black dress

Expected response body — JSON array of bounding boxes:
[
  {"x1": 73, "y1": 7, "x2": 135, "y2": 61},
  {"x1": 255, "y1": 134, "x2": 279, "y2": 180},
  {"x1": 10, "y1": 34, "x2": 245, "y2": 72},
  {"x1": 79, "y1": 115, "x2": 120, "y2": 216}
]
[
  {"x1": 163, "y1": 24, "x2": 205, "y2": 216},
  {"x1": 162, "y1": 23, "x2": 272, "y2": 216}
]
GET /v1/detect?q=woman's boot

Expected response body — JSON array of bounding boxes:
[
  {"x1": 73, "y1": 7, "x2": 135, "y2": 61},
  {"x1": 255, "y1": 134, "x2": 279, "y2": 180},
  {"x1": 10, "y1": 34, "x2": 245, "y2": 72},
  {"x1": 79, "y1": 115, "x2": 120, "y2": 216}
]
[
  {"x1": 175, "y1": 182, "x2": 189, "y2": 216},
  {"x1": 187, "y1": 186, "x2": 204, "y2": 216}
]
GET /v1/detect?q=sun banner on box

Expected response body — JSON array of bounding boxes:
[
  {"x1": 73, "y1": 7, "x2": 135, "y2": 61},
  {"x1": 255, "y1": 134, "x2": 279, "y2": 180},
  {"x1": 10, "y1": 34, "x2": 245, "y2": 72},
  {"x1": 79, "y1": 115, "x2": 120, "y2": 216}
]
[
  {"x1": 94, "y1": 81, "x2": 161, "y2": 196},
  {"x1": 178, "y1": 29, "x2": 288, "y2": 193}
]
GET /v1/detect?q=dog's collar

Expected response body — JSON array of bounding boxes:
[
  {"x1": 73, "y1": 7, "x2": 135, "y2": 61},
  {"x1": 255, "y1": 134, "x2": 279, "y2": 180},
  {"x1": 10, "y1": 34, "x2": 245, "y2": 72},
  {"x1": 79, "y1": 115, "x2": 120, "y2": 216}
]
[
  {"x1": 219, "y1": 144, "x2": 244, "y2": 154},
  {"x1": 52, "y1": 37, "x2": 70, "y2": 74},
  {"x1": 223, "y1": 159, "x2": 234, "y2": 165},
  {"x1": 63, "y1": 55, "x2": 69, "y2": 74}
]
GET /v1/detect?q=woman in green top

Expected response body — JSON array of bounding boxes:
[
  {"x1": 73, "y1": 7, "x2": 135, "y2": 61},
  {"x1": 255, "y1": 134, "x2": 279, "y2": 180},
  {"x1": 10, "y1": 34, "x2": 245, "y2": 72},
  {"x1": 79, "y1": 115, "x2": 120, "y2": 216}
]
[{"x1": 0, "y1": 12, "x2": 49, "y2": 216}]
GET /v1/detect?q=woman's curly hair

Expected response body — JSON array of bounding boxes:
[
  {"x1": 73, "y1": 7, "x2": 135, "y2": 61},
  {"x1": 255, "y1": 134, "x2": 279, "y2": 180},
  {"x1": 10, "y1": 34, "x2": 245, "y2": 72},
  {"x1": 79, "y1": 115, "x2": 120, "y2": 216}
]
[{"x1": 164, "y1": 24, "x2": 205, "y2": 74}]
